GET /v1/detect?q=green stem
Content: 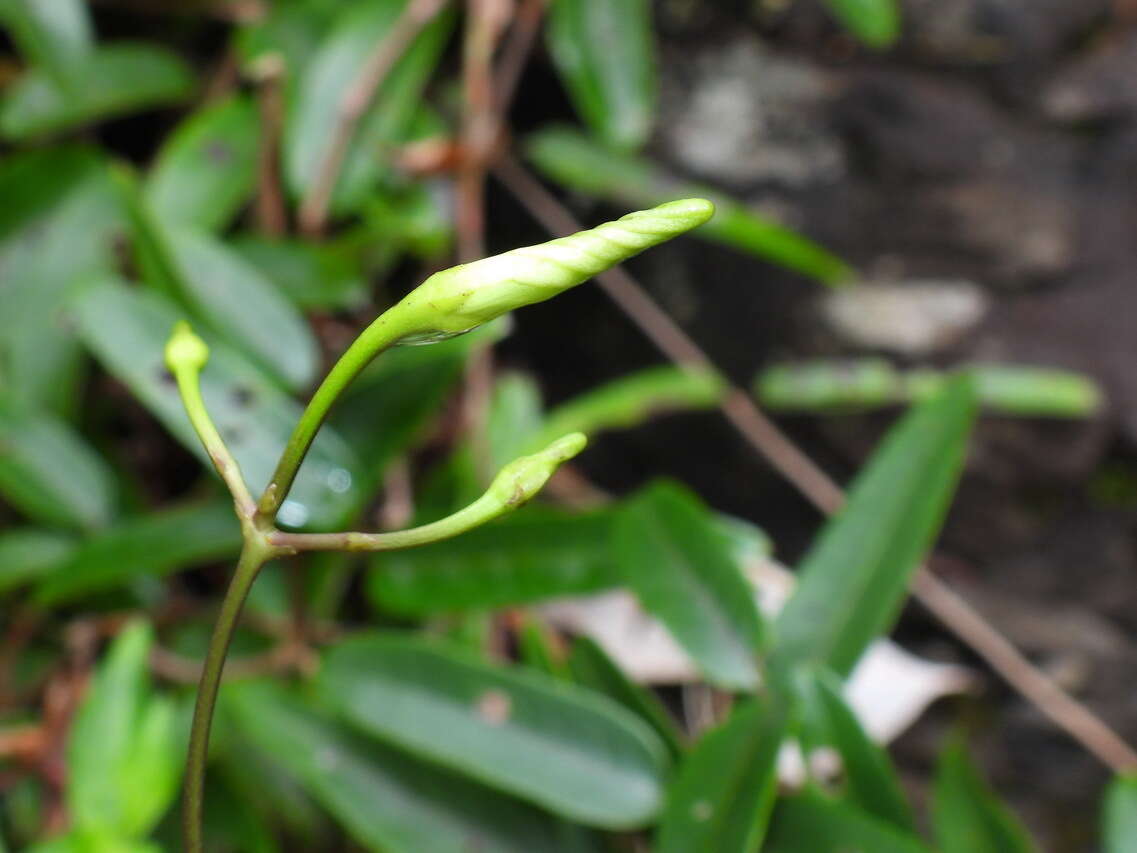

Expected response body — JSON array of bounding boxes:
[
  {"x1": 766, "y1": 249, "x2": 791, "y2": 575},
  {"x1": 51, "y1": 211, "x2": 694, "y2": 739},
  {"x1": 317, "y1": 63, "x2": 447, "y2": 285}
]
[
  {"x1": 255, "y1": 318, "x2": 405, "y2": 524},
  {"x1": 183, "y1": 539, "x2": 279, "y2": 853}
]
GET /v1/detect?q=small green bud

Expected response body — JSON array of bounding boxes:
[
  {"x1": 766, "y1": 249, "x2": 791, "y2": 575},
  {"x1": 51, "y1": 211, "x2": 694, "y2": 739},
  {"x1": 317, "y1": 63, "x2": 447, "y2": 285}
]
[
  {"x1": 390, "y1": 199, "x2": 715, "y2": 337},
  {"x1": 165, "y1": 321, "x2": 210, "y2": 374},
  {"x1": 488, "y1": 432, "x2": 588, "y2": 509}
]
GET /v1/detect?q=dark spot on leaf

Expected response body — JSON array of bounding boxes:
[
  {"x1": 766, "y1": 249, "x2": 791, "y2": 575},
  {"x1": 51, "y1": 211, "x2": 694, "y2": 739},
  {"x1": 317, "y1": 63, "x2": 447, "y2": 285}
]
[
  {"x1": 204, "y1": 140, "x2": 233, "y2": 165},
  {"x1": 231, "y1": 386, "x2": 255, "y2": 408},
  {"x1": 157, "y1": 368, "x2": 176, "y2": 386}
]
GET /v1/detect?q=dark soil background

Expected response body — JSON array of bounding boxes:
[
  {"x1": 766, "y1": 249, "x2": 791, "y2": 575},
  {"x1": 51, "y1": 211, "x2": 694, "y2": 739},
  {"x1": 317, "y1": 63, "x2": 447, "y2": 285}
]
[{"x1": 29, "y1": 1, "x2": 1137, "y2": 849}]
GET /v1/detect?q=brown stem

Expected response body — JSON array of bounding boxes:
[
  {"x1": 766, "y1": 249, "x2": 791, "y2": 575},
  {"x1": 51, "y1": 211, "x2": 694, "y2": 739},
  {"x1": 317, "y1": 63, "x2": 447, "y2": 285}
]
[
  {"x1": 298, "y1": 0, "x2": 449, "y2": 237},
  {"x1": 495, "y1": 153, "x2": 1137, "y2": 774},
  {"x1": 249, "y1": 54, "x2": 288, "y2": 237}
]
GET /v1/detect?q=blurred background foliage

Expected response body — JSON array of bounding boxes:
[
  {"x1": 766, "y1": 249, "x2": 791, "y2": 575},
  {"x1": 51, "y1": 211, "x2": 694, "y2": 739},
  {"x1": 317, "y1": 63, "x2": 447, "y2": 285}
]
[{"x1": 0, "y1": 0, "x2": 1134, "y2": 851}]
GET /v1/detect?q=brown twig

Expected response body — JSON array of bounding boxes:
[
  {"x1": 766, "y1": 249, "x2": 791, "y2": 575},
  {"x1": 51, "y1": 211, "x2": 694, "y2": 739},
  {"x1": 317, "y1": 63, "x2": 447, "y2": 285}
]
[
  {"x1": 298, "y1": 0, "x2": 449, "y2": 237},
  {"x1": 492, "y1": 0, "x2": 547, "y2": 114},
  {"x1": 494, "y1": 153, "x2": 1137, "y2": 774},
  {"x1": 248, "y1": 53, "x2": 289, "y2": 237}
]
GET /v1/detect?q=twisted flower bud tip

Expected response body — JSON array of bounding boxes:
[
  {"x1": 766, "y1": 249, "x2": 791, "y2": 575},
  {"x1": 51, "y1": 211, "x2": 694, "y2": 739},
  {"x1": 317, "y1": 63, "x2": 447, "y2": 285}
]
[
  {"x1": 394, "y1": 199, "x2": 715, "y2": 335},
  {"x1": 164, "y1": 321, "x2": 210, "y2": 374},
  {"x1": 490, "y1": 432, "x2": 588, "y2": 508}
]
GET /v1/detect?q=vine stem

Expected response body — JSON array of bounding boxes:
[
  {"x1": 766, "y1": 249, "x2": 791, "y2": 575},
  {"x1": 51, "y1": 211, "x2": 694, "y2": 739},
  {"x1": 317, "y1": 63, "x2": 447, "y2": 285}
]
[
  {"x1": 183, "y1": 539, "x2": 282, "y2": 853},
  {"x1": 494, "y1": 153, "x2": 1137, "y2": 774}
]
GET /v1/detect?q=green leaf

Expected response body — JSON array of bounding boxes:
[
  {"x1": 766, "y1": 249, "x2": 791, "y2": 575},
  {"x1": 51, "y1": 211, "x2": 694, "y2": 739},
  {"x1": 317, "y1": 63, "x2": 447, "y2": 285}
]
[
  {"x1": 568, "y1": 635, "x2": 684, "y2": 761},
  {"x1": 0, "y1": 144, "x2": 103, "y2": 243},
  {"x1": 0, "y1": 43, "x2": 193, "y2": 140},
  {"x1": 368, "y1": 507, "x2": 617, "y2": 615},
  {"x1": 1103, "y1": 774, "x2": 1137, "y2": 853},
  {"x1": 0, "y1": 0, "x2": 93, "y2": 91},
  {"x1": 0, "y1": 403, "x2": 117, "y2": 531},
  {"x1": 614, "y1": 481, "x2": 766, "y2": 690},
  {"x1": 806, "y1": 670, "x2": 917, "y2": 831},
  {"x1": 34, "y1": 500, "x2": 241, "y2": 606},
  {"x1": 71, "y1": 280, "x2": 362, "y2": 530},
  {"x1": 772, "y1": 375, "x2": 977, "y2": 677},
  {"x1": 285, "y1": 1, "x2": 452, "y2": 214},
  {"x1": 533, "y1": 366, "x2": 724, "y2": 452},
  {"x1": 0, "y1": 528, "x2": 75, "y2": 595},
  {"x1": 546, "y1": 0, "x2": 657, "y2": 150},
  {"x1": 227, "y1": 682, "x2": 599, "y2": 853},
  {"x1": 516, "y1": 613, "x2": 571, "y2": 680},
  {"x1": 656, "y1": 698, "x2": 789, "y2": 852},
  {"x1": 933, "y1": 740, "x2": 1036, "y2": 853},
  {"x1": 318, "y1": 632, "x2": 670, "y2": 828},
  {"x1": 230, "y1": 236, "x2": 367, "y2": 311},
  {"x1": 823, "y1": 0, "x2": 901, "y2": 49},
  {"x1": 486, "y1": 372, "x2": 546, "y2": 472},
  {"x1": 145, "y1": 95, "x2": 260, "y2": 232},
  {"x1": 766, "y1": 793, "x2": 932, "y2": 853},
  {"x1": 67, "y1": 620, "x2": 181, "y2": 839},
  {"x1": 0, "y1": 160, "x2": 123, "y2": 416},
  {"x1": 525, "y1": 126, "x2": 853, "y2": 284},
  {"x1": 165, "y1": 228, "x2": 319, "y2": 390}
]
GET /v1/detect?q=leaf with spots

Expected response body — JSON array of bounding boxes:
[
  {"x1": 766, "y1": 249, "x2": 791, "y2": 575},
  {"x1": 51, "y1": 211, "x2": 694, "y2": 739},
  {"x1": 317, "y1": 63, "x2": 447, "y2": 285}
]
[
  {"x1": 317, "y1": 632, "x2": 670, "y2": 828},
  {"x1": 655, "y1": 697, "x2": 789, "y2": 852}
]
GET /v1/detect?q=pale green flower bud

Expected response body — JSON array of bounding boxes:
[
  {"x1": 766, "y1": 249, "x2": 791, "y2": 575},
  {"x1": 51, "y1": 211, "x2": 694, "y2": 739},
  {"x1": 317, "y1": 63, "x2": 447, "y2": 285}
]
[
  {"x1": 487, "y1": 432, "x2": 588, "y2": 509},
  {"x1": 165, "y1": 321, "x2": 210, "y2": 374},
  {"x1": 389, "y1": 198, "x2": 715, "y2": 338}
]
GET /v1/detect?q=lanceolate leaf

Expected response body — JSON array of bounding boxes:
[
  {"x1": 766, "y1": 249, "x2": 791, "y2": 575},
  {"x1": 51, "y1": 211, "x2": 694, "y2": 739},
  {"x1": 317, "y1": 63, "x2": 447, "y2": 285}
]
[
  {"x1": 766, "y1": 793, "x2": 932, "y2": 853},
  {"x1": 614, "y1": 481, "x2": 766, "y2": 690},
  {"x1": 525, "y1": 126, "x2": 852, "y2": 284},
  {"x1": 227, "y1": 682, "x2": 600, "y2": 853},
  {"x1": 230, "y1": 237, "x2": 367, "y2": 311},
  {"x1": 0, "y1": 529, "x2": 75, "y2": 595},
  {"x1": 35, "y1": 500, "x2": 241, "y2": 606},
  {"x1": 0, "y1": 0, "x2": 93, "y2": 91},
  {"x1": 808, "y1": 670, "x2": 917, "y2": 832},
  {"x1": 1102, "y1": 774, "x2": 1137, "y2": 853},
  {"x1": 0, "y1": 44, "x2": 193, "y2": 140},
  {"x1": 0, "y1": 403, "x2": 117, "y2": 531},
  {"x1": 318, "y1": 633, "x2": 670, "y2": 828},
  {"x1": 655, "y1": 698, "x2": 789, "y2": 852},
  {"x1": 368, "y1": 507, "x2": 617, "y2": 615},
  {"x1": 166, "y1": 228, "x2": 319, "y2": 391},
  {"x1": 823, "y1": 0, "x2": 901, "y2": 49},
  {"x1": 932, "y1": 740, "x2": 1036, "y2": 853},
  {"x1": 286, "y1": 1, "x2": 452, "y2": 213},
  {"x1": 773, "y1": 376, "x2": 977, "y2": 677},
  {"x1": 145, "y1": 95, "x2": 261, "y2": 232},
  {"x1": 546, "y1": 0, "x2": 657, "y2": 150},
  {"x1": 71, "y1": 280, "x2": 362, "y2": 530}
]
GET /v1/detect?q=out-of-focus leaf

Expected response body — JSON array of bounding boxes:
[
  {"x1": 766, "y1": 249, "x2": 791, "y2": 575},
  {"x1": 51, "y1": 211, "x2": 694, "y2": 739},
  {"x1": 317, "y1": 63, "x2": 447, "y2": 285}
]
[
  {"x1": 166, "y1": 228, "x2": 319, "y2": 390},
  {"x1": 145, "y1": 95, "x2": 260, "y2": 232},
  {"x1": 0, "y1": 403, "x2": 117, "y2": 531},
  {"x1": 487, "y1": 372, "x2": 546, "y2": 471},
  {"x1": 319, "y1": 633, "x2": 670, "y2": 828},
  {"x1": 1103, "y1": 775, "x2": 1137, "y2": 853},
  {"x1": 757, "y1": 359, "x2": 1103, "y2": 418},
  {"x1": 568, "y1": 635, "x2": 684, "y2": 760},
  {"x1": 614, "y1": 481, "x2": 766, "y2": 690},
  {"x1": 533, "y1": 366, "x2": 724, "y2": 452},
  {"x1": 806, "y1": 670, "x2": 917, "y2": 831},
  {"x1": 516, "y1": 613, "x2": 571, "y2": 680},
  {"x1": 773, "y1": 376, "x2": 977, "y2": 677},
  {"x1": 526, "y1": 126, "x2": 852, "y2": 284},
  {"x1": 71, "y1": 280, "x2": 362, "y2": 530},
  {"x1": 234, "y1": 0, "x2": 340, "y2": 92},
  {"x1": 933, "y1": 740, "x2": 1036, "y2": 853},
  {"x1": 656, "y1": 698, "x2": 788, "y2": 852},
  {"x1": 34, "y1": 500, "x2": 241, "y2": 606},
  {"x1": 230, "y1": 237, "x2": 367, "y2": 310},
  {"x1": 0, "y1": 44, "x2": 193, "y2": 140},
  {"x1": 228, "y1": 682, "x2": 599, "y2": 853},
  {"x1": 285, "y1": 1, "x2": 452, "y2": 214},
  {"x1": 0, "y1": 528, "x2": 75, "y2": 595},
  {"x1": 368, "y1": 507, "x2": 616, "y2": 615},
  {"x1": 27, "y1": 832, "x2": 161, "y2": 853},
  {"x1": 766, "y1": 793, "x2": 932, "y2": 853},
  {"x1": 546, "y1": 0, "x2": 656, "y2": 150},
  {"x1": 823, "y1": 0, "x2": 901, "y2": 49},
  {"x1": 0, "y1": 161, "x2": 123, "y2": 416},
  {"x1": 0, "y1": 144, "x2": 103, "y2": 242},
  {"x1": 67, "y1": 620, "x2": 181, "y2": 839},
  {"x1": 0, "y1": 0, "x2": 93, "y2": 90}
]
